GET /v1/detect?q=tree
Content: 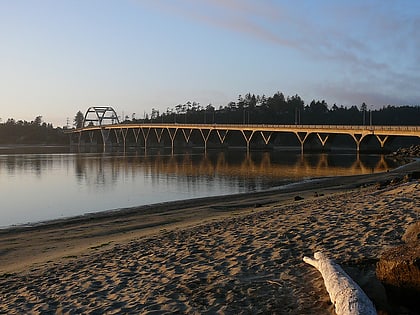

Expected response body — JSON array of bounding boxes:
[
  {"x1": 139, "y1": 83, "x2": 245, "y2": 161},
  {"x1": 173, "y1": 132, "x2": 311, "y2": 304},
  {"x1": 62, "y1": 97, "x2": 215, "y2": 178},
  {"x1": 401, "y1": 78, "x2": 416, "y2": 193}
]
[
  {"x1": 175, "y1": 104, "x2": 183, "y2": 114},
  {"x1": 33, "y1": 116, "x2": 43, "y2": 126},
  {"x1": 361, "y1": 102, "x2": 367, "y2": 125},
  {"x1": 151, "y1": 108, "x2": 159, "y2": 120},
  {"x1": 74, "y1": 111, "x2": 84, "y2": 128},
  {"x1": 308, "y1": 100, "x2": 328, "y2": 114}
]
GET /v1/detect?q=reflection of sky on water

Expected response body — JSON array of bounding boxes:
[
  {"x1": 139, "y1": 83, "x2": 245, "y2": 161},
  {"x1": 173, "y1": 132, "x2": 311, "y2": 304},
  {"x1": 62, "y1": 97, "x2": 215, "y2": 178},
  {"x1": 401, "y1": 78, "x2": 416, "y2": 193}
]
[{"x1": 0, "y1": 150, "x2": 400, "y2": 227}]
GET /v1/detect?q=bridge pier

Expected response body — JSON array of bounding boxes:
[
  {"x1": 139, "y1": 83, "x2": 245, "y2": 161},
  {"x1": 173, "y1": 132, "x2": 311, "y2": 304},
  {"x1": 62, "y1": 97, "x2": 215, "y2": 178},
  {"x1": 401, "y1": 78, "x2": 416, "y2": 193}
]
[
  {"x1": 260, "y1": 131, "x2": 273, "y2": 145},
  {"x1": 316, "y1": 133, "x2": 330, "y2": 149},
  {"x1": 241, "y1": 130, "x2": 255, "y2": 152},
  {"x1": 132, "y1": 128, "x2": 141, "y2": 145},
  {"x1": 122, "y1": 128, "x2": 132, "y2": 151},
  {"x1": 199, "y1": 129, "x2": 212, "y2": 152},
  {"x1": 141, "y1": 127, "x2": 151, "y2": 150},
  {"x1": 295, "y1": 132, "x2": 310, "y2": 153},
  {"x1": 154, "y1": 128, "x2": 164, "y2": 144},
  {"x1": 216, "y1": 130, "x2": 229, "y2": 144},
  {"x1": 101, "y1": 128, "x2": 111, "y2": 151},
  {"x1": 350, "y1": 133, "x2": 366, "y2": 152},
  {"x1": 167, "y1": 127, "x2": 178, "y2": 154},
  {"x1": 376, "y1": 135, "x2": 389, "y2": 149},
  {"x1": 182, "y1": 129, "x2": 193, "y2": 144}
]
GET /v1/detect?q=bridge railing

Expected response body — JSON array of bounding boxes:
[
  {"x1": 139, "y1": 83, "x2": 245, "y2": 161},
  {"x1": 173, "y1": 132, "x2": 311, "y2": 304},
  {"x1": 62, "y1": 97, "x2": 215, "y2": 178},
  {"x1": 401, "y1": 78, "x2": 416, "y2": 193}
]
[
  {"x1": 69, "y1": 123, "x2": 420, "y2": 133},
  {"x1": 116, "y1": 123, "x2": 420, "y2": 131}
]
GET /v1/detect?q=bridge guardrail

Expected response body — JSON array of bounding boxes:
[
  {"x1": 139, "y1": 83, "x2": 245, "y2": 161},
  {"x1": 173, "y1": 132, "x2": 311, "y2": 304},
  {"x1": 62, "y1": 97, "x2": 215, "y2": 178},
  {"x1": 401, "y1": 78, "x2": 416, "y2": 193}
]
[{"x1": 69, "y1": 123, "x2": 420, "y2": 133}]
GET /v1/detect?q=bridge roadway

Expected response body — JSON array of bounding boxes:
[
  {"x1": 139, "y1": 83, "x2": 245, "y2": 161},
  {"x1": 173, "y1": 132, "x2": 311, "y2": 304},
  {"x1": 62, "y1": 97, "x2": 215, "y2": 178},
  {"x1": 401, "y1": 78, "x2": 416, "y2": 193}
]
[{"x1": 70, "y1": 123, "x2": 420, "y2": 152}]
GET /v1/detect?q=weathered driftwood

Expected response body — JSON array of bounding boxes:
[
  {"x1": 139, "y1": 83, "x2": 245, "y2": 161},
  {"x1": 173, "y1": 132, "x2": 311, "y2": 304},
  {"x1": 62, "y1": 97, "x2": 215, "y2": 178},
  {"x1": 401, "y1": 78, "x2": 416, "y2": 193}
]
[{"x1": 303, "y1": 252, "x2": 376, "y2": 315}]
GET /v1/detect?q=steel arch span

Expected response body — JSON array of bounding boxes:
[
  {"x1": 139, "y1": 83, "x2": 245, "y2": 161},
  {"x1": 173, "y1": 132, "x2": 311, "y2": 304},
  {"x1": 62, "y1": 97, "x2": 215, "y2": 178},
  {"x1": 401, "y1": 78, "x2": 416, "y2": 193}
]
[{"x1": 83, "y1": 106, "x2": 120, "y2": 128}]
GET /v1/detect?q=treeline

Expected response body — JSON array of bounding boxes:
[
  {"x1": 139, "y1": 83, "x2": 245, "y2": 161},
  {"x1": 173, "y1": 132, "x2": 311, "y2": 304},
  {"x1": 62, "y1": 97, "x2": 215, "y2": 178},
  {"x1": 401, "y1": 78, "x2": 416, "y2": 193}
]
[
  {"x1": 133, "y1": 92, "x2": 419, "y2": 126},
  {"x1": 0, "y1": 116, "x2": 67, "y2": 145},
  {"x1": 2, "y1": 91, "x2": 419, "y2": 145}
]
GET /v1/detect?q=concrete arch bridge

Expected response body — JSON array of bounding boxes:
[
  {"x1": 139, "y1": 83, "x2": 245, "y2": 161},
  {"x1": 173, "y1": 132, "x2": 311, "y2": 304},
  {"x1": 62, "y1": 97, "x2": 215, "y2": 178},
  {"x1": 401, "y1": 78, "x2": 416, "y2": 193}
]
[{"x1": 69, "y1": 106, "x2": 420, "y2": 152}]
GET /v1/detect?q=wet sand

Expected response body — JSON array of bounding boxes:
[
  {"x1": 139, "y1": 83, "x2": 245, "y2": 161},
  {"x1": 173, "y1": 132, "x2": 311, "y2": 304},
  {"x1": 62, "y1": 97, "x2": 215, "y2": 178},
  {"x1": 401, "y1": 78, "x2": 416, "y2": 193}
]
[{"x1": 0, "y1": 160, "x2": 419, "y2": 314}]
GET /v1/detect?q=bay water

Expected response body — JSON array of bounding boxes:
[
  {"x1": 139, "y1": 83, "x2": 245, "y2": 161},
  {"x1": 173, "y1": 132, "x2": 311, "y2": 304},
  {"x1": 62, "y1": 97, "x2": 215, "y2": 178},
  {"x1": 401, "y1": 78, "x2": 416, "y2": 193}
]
[{"x1": 0, "y1": 147, "x2": 400, "y2": 228}]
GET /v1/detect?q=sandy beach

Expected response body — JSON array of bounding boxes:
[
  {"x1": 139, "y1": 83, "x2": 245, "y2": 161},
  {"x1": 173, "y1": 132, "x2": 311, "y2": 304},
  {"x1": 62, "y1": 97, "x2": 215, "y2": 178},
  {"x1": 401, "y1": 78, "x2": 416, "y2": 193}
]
[{"x1": 0, "y1": 160, "x2": 419, "y2": 314}]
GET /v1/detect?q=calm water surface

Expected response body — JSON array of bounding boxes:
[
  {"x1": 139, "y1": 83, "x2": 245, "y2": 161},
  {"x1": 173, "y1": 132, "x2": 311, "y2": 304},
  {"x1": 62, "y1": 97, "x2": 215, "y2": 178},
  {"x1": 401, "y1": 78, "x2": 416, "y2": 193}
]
[{"x1": 0, "y1": 148, "x2": 401, "y2": 227}]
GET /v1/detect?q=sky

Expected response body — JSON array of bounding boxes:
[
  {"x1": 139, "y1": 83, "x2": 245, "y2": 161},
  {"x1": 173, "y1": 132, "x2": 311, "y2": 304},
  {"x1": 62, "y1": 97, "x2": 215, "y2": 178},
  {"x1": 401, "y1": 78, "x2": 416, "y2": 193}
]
[{"x1": 1, "y1": 0, "x2": 419, "y2": 127}]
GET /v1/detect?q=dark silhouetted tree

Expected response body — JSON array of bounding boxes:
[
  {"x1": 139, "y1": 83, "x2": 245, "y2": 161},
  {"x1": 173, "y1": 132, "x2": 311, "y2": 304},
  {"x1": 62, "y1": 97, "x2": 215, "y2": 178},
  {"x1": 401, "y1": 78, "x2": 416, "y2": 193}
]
[
  {"x1": 74, "y1": 111, "x2": 84, "y2": 128},
  {"x1": 33, "y1": 116, "x2": 43, "y2": 126}
]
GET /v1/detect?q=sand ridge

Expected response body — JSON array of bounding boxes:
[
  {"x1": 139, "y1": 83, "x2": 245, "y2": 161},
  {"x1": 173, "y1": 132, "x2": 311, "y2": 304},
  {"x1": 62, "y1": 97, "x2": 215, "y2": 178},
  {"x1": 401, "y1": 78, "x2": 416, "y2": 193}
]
[{"x1": 1, "y1": 177, "x2": 419, "y2": 314}]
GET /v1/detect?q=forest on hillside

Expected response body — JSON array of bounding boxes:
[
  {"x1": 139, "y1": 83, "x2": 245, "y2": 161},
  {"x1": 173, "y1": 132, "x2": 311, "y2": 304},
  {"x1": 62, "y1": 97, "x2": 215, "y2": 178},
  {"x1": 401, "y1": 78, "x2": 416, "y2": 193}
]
[
  {"x1": 0, "y1": 116, "x2": 67, "y2": 145},
  {"x1": 1, "y1": 91, "x2": 419, "y2": 145},
  {"x1": 136, "y1": 92, "x2": 419, "y2": 126}
]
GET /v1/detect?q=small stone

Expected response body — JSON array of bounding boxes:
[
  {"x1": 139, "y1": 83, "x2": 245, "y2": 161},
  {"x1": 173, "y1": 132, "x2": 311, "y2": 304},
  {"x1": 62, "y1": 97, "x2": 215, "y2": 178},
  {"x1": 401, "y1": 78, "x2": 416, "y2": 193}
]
[
  {"x1": 376, "y1": 243, "x2": 420, "y2": 290},
  {"x1": 376, "y1": 242, "x2": 420, "y2": 310},
  {"x1": 402, "y1": 221, "x2": 420, "y2": 244}
]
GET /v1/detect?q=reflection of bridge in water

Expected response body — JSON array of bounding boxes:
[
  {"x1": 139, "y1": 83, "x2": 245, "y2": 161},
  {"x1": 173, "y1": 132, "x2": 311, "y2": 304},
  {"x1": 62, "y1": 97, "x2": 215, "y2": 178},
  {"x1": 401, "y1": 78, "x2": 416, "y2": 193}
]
[
  {"x1": 68, "y1": 107, "x2": 420, "y2": 152},
  {"x1": 74, "y1": 151, "x2": 394, "y2": 186}
]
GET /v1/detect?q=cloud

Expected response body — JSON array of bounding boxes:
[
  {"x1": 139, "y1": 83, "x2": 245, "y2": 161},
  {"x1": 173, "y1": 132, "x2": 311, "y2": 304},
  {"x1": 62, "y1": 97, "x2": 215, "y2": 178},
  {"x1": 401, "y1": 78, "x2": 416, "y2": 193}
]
[
  {"x1": 136, "y1": 0, "x2": 420, "y2": 106},
  {"x1": 140, "y1": 1, "x2": 400, "y2": 68},
  {"x1": 138, "y1": 0, "x2": 299, "y2": 48},
  {"x1": 315, "y1": 76, "x2": 420, "y2": 108}
]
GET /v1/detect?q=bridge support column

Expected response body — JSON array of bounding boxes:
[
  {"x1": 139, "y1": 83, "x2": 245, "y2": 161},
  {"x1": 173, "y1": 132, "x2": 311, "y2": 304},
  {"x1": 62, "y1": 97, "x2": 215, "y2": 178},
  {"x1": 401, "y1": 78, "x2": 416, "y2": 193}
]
[
  {"x1": 260, "y1": 131, "x2": 273, "y2": 145},
  {"x1": 117, "y1": 128, "x2": 129, "y2": 151},
  {"x1": 295, "y1": 132, "x2": 310, "y2": 153},
  {"x1": 350, "y1": 134, "x2": 366, "y2": 153},
  {"x1": 141, "y1": 128, "x2": 151, "y2": 151},
  {"x1": 112, "y1": 129, "x2": 120, "y2": 146},
  {"x1": 375, "y1": 135, "x2": 389, "y2": 149},
  {"x1": 132, "y1": 128, "x2": 141, "y2": 146},
  {"x1": 76, "y1": 132, "x2": 81, "y2": 147},
  {"x1": 199, "y1": 129, "x2": 212, "y2": 152},
  {"x1": 89, "y1": 131, "x2": 95, "y2": 144},
  {"x1": 100, "y1": 128, "x2": 111, "y2": 151},
  {"x1": 154, "y1": 128, "x2": 164, "y2": 144},
  {"x1": 216, "y1": 130, "x2": 229, "y2": 145},
  {"x1": 167, "y1": 128, "x2": 178, "y2": 154},
  {"x1": 182, "y1": 129, "x2": 193, "y2": 144},
  {"x1": 316, "y1": 133, "x2": 330, "y2": 150},
  {"x1": 241, "y1": 130, "x2": 255, "y2": 153}
]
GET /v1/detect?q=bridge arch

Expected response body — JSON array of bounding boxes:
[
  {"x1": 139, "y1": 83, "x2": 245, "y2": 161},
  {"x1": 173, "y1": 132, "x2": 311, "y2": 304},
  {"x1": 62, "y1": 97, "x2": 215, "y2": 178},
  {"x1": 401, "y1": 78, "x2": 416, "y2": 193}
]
[
  {"x1": 77, "y1": 107, "x2": 120, "y2": 149},
  {"x1": 83, "y1": 106, "x2": 120, "y2": 128}
]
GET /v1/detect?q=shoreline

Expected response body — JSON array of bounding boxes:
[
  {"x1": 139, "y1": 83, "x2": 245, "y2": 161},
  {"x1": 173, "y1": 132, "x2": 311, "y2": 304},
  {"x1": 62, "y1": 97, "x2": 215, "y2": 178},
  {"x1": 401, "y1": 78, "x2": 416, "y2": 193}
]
[
  {"x1": 4, "y1": 157, "x2": 419, "y2": 231},
  {"x1": 0, "y1": 159, "x2": 419, "y2": 313}
]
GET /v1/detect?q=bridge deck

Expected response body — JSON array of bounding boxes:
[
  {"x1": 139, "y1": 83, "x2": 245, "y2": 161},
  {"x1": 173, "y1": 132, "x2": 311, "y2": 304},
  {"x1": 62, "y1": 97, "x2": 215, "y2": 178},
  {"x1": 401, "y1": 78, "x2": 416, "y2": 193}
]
[
  {"x1": 68, "y1": 123, "x2": 420, "y2": 152},
  {"x1": 71, "y1": 123, "x2": 420, "y2": 134}
]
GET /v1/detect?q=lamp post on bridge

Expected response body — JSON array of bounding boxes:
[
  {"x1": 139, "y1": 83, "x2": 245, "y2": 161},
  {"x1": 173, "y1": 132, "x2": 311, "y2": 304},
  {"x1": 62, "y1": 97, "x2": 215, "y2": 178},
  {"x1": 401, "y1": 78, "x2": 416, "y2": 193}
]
[{"x1": 295, "y1": 107, "x2": 301, "y2": 125}]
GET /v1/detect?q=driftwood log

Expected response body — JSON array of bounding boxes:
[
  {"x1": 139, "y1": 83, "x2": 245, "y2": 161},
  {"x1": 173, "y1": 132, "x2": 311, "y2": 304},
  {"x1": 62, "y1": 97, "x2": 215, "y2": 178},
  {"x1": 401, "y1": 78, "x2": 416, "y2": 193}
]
[{"x1": 303, "y1": 252, "x2": 376, "y2": 315}]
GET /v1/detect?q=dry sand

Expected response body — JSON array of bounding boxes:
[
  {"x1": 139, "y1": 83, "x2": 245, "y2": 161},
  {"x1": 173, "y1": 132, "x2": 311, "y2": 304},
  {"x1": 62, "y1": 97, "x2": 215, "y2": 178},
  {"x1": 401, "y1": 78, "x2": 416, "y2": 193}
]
[{"x1": 0, "y1": 160, "x2": 419, "y2": 314}]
